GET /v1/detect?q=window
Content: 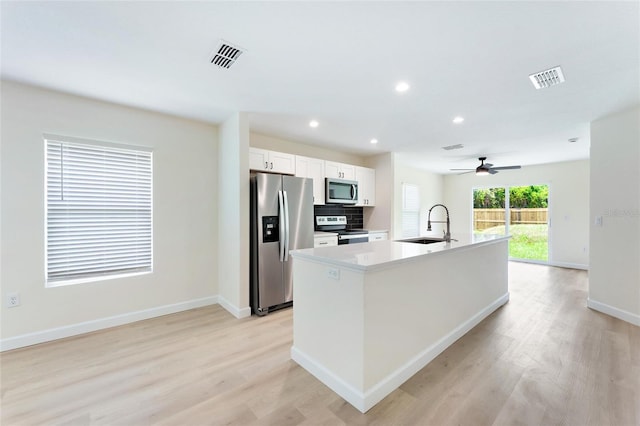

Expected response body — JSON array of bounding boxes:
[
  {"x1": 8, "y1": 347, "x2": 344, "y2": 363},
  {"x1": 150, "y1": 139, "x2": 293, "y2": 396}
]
[
  {"x1": 45, "y1": 135, "x2": 152, "y2": 285},
  {"x1": 401, "y1": 183, "x2": 420, "y2": 237}
]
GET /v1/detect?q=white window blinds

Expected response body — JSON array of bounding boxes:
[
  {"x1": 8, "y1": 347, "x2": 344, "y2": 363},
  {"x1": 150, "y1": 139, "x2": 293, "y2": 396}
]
[
  {"x1": 45, "y1": 136, "x2": 152, "y2": 284},
  {"x1": 402, "y1": 183, "x2": 420, "y2": 237}
]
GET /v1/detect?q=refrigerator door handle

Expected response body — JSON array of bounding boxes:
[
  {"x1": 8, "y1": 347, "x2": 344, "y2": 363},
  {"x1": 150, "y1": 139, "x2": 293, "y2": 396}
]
[
  {"x1": 278, "y1": 190, "x2": 286, "y2": 262},
  {"x1": 283, "y1": 190, "x2": 290, "y2": 261}
]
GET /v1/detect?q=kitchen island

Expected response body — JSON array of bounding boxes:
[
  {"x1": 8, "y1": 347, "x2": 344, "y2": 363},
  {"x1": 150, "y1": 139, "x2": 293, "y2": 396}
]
[{"x1": 289, "y1": 234, "x2": 510, "y2": 413}]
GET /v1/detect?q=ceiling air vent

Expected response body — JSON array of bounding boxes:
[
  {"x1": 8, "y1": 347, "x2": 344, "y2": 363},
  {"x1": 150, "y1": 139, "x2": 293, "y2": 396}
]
[
  {"x1": 210, "y1": 40, "x2": 244, "y2": 69},
  {"x1": 529, "y1": 66, "x2": 565, "y2": 89},
  {"x1": 442, "y1": 144, "x2": 464, "y2": 151}
]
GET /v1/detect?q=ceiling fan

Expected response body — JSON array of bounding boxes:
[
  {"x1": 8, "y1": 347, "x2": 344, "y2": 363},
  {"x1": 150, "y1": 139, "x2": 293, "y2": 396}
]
[{"x1": 450, "y1": 157, "x2": 521, "y2": 175}]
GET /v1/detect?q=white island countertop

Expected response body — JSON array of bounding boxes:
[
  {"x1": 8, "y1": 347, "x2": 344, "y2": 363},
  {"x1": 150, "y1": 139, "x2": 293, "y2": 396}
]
[{"x1": 290, "y1": 233, "x2": 509, "y2": 272}]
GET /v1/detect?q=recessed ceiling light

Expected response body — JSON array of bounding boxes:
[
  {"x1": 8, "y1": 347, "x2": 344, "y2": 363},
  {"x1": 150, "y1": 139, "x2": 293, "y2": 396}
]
[
  {"x1": 370, "y1": 139, "x2": 378, "y2": 145},
  {"x1": 395, "y1": 81, "x2": 410, "y2": 93},
  {"x1": 452, "y1": 116, "x2": 464, "y2": 124},
  {"x1": 309, "y1": 120, "x2": 319, "y2": 128}
]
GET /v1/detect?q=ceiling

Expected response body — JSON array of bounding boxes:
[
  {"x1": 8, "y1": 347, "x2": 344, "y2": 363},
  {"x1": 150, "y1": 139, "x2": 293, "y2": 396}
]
[{"x1": 2, "y1": 1, "x2": 638, "y2": 173}]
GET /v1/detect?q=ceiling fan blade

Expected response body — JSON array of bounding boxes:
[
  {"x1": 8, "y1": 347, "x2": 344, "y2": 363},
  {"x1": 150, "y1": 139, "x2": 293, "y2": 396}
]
[
  {"x1": 449, "y1": 168, "x2": 474, "y2": 171},
  {"x1": 457, "y1": 170, "x2": 475, "y2": 175},
  {"x1": 483, "y1": 163, "x2": 493, "y2": 168},
  {"x1": 489, "y1": 169, "x2": 498, "y2": 175},
  {"x1": 491, "y1": 165, "x2": 521, "y2": 170}
]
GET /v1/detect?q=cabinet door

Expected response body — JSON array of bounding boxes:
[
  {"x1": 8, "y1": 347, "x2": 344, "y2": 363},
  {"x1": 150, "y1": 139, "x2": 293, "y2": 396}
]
[
  {"x1": 249, "y1": 148, "x2": 269, "y2": 171},
  {"x1": 325, "y1": 161, "x2": 356, "y2": 180},
  {"x1": 296, "y1": 156, "x2": 325, "y2": 204},
  {"x1": 355, "y1": 166, "x2": 376, "y2": 206},
  {"x1": 340, "y1": 164, "x2": 356, "y2": 181},
  {"x1": 269, "y1": 151, "x2": 295, "y2": 175},
  {"x1": 324, "y1": 161, "x2": 341, "y2": 179}
]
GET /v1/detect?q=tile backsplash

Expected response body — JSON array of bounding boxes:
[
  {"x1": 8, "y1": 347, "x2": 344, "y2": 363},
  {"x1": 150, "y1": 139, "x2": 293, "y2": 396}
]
[{"x1": 314, "y1": 205, "x2": 364, "y2": 230}]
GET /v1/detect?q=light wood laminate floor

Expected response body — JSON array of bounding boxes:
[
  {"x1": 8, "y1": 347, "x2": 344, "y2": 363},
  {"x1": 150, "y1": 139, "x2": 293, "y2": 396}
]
[{"x1": 1, "y1": 263, "x2": 639, "y2": 425}]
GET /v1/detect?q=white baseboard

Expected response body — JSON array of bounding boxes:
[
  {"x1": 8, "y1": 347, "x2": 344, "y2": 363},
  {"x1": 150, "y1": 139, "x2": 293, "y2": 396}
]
[
  {"x1": 587, "y1": 298, "x2": 640, "y2": 326},
  {"x1": 548, "y1": 261, "x2": 589, "y2": 270},
  {"x1": 291, "y1": 346, "x2": 367, "y2": 412},
  {"x1": 0, "y1": 296, "x2": 218, "y2": 352},
  {"x1": 217, "y1": 295, "x2": 251, "y2": 319},
  {"x1": 510, "y1": 259, "x2": 589, "y2": 270},
  {"x1": 291, "y1": 292, "x2": 510, "y2": 413}
]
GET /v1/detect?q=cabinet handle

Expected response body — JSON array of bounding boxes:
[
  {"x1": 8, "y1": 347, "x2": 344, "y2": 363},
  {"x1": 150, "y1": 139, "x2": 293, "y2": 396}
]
[
  {"x1": 319, "y1": 241, "x2": 328, "y2": 245},
  {"x1": 270, "y1": 162, "x2": 273, "y2": 170},
  {"x1": 264, "y1": 161, "x2": 268, "y2": 169}
]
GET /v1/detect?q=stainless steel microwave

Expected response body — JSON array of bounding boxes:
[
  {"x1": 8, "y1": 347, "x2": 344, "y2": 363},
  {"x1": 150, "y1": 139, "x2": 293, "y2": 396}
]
[{"x1": 325, "y1": 178, "x2": 358, "y2": 204}]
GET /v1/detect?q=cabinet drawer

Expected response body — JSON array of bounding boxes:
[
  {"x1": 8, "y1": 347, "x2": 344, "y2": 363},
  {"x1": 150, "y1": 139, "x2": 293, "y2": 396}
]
[{"x1": 314, "y1": 236, "x2": 338, "y2": 248}]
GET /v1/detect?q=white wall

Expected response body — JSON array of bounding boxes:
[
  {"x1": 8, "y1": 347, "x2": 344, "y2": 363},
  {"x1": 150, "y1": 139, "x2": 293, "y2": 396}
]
[
  {"x1": 0, "y1": 81, "x2": 219, "y2": 347},
  {"x1": 393, "y1": 158, "x2": 444, "y2": 239},
  {"x1": 217, "y1": 113, "x2": 251, "y2": 318},
  {"x1": 589, "y1": 106, "x2": 640, "y2": 325},
  {"x1": 443, "y1": 160, "x2": 590, "y2": 269}
]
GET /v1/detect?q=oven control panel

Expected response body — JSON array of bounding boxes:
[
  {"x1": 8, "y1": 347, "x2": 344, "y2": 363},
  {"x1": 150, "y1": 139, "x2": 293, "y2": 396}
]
[{"x1": 316, "y1": 216, "x2": 347, "y2": 226}]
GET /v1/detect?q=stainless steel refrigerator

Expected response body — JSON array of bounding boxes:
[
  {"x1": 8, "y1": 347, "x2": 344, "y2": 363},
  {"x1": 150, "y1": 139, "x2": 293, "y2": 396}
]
[{"x1": 250, "y1": 173, "x2": 314, "y2": 315}]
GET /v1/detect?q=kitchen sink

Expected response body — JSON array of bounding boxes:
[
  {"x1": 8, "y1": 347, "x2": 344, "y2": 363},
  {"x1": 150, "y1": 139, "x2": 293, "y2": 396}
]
[{"x1": 397, "y1": 237, "x2": 446, "y2": 244}]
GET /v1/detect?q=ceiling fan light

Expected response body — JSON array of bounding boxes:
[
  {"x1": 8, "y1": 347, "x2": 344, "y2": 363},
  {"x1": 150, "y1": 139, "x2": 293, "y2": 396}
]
[{"x1": 476, "y1": 168, "x2": 490, "y2": 176}]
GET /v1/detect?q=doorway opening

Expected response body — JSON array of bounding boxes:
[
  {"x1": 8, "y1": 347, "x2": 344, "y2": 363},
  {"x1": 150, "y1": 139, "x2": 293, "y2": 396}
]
[{"x1": 473, "y1": 185, "x2": 549, "y2": 262}]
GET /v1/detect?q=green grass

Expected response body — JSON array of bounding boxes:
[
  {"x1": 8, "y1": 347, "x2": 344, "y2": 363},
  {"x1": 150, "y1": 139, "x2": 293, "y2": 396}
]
[{"x1": 476, "y1": 224, "x2": 548, "y2": 261}]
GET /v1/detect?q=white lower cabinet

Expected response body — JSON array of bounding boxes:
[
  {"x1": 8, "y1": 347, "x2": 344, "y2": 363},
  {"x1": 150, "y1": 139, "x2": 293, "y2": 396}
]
[
  {"x1": 314, "y1": 235, "x2": 338, "y2": 248},
  {"x1": 368, "y1": 232, "x2": 388, "y2": 242}
]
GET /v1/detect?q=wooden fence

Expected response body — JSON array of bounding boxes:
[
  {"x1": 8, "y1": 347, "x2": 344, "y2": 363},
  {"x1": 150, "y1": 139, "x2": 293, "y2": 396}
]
[{"x1": 474, "y1": 208, "x2": 548, "y2": 231}]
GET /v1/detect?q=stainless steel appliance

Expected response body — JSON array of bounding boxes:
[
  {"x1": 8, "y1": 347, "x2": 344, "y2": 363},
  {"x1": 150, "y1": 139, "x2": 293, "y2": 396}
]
[
  {"x1": 316, "y1": 216, "x2": 369, "y2": 245},
  {"x1": 250, "y1": 173, "x2": 314, "y2": 316},
  {"x1": 326, "y1": 178, "x2": 358, "y2": 204}
]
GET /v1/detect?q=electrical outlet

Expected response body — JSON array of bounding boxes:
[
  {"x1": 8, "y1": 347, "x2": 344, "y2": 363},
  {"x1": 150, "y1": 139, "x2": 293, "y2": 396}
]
[
  {"x1": 327, "y1": 268, "x2": 340, "y2": 280},
  {"x1": 7, "y1": 293, "x2": 20, "y2": 308}
]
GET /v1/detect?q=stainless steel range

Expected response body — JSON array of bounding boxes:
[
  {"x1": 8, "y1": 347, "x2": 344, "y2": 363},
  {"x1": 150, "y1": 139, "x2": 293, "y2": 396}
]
[{"x1": 316, "y1": 215, "x2": 369, "y2": 245}]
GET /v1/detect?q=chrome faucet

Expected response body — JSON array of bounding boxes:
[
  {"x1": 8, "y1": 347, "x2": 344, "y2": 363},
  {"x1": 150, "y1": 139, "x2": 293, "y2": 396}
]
[{"x1": 427, "y1": 204, "x2": 452, "y2": 242}]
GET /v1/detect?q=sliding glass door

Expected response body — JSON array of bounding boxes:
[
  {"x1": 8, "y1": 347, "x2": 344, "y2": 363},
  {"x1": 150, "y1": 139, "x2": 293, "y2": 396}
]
[
  {"x1": 473, "y1": 185, "x2": 549, "y2": 262},
  {"x1": 473, "y1": 187, "x2": 506, "y2": 235},
  {"x1": 508, "y1": 185, "x2": 548, "y2": 262}
]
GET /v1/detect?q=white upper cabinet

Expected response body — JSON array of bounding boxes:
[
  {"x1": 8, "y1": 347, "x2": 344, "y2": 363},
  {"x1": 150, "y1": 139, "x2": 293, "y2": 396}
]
[
  {"x1": 325, "y1": 161, "x2": 356, "y2": 180},
  {"x1": 295, "y1": 155, "x2": 325, "y2": 205},
  {"x1": 249, "y1": 148, "x2": 295, "y2": 175},
  {"x1": 355, "y1": 166, "x2": 376, "y2": 206}
]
